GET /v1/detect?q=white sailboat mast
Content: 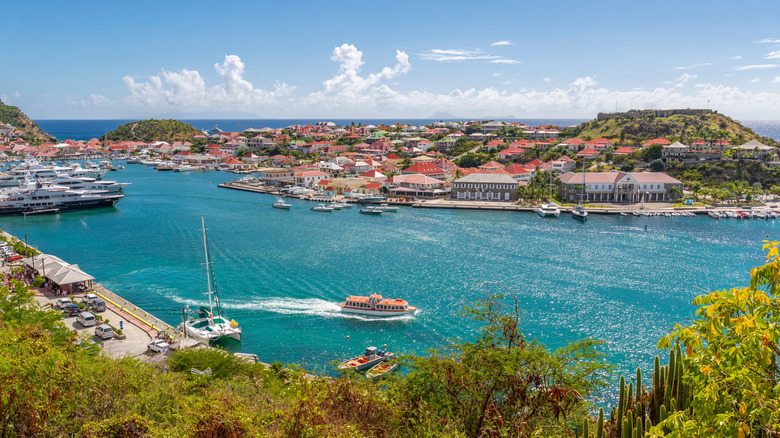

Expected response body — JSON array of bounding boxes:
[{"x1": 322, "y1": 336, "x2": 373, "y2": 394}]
[{"x1": 201, "y1": 217, "x2": 214, "y2": 322}]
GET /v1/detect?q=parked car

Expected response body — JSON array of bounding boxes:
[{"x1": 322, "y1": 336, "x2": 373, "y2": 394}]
[
  {"x1": 147, "y1": 340, "x2": 169, "y2": 354},
  {"x1": 5, "y1": 254, "x2": 22, "y2": 262},
  {"x1": 89, "y1": 299, "x2": 107, "y2": 312},
  {"x1": 76, "y1": 311, "x2": 96, "y2": 327},
  {"x1": 82, "y1": 293, "x2": 100, "y2": 304},
  {"x1": 55, "y1": 298, "x2": 72, "y2": 309},
  {"x1": 94, "y1": 324, "x2": 113, "y2": 340},
  {"x1": 62, "y1": 303, "x2": 82, "y2": 316}
]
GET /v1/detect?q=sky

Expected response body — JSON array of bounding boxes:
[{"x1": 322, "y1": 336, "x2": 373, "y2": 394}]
[{"x1": 4, "y1": 0, "x2": 780, "y2": 120}]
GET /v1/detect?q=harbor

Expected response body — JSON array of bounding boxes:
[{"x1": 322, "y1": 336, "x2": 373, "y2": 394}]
[{"x1": 0, "y1": 162, "x2": 776, "y2": 381}]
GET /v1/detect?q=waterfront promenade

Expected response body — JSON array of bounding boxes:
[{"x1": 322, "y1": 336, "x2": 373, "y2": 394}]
[{"x1": 218, "y1": 179, "x2": 780, "y2": 215}]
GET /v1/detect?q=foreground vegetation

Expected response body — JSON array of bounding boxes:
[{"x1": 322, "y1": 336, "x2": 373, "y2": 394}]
[{"x1": 1, "y1": 242, "x2": 780, "y2": 437}]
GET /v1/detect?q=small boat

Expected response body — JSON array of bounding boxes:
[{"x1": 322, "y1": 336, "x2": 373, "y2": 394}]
[
  {"x1": 272, "y1": 196, "x2": 291, "y2": 209},
  {"x1": 339, "y1": 346, "x2": 387, "y2": 372},
  {"x1": 177, "y1": 218, "x2": 242, "y2": 344},
  {"x1": 571, "y1": 205, "x2": 588, "y2": 221},
  {"x1": 341, "y1": 293, "x2": 417, "y2": 317},
  {"x1": 708, "y1": 211, "x2": 721, "y2": 219},
  {"x1": 330, "y1": 202, "x2": 347, "y2": 210},
  {"x1": 359, "y1": 206, "x2": 383, "y2": 215},
  {"x1": 374, "y1": 204, "x2": 399, "y2": 212},
  {"x1": 357, "y1": 195, "x2": 388, "y2": 204},
  {"x1": 537, "y1": 203, "x2": 561, "y2": 218},
  {"x1": 365, "y1": 352, "x2": 399, "y2": 380},
  {"x1": 174, "y1": 165, "x2": 196, "y2": 172},
  {"x1": 311, "y1": 204, "x2": 334, "y2": 212},
  {"x1": 333, "y1": 201, "x2": 352, "y2": 208}
]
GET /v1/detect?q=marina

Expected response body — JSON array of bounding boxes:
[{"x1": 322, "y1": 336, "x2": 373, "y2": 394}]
[{"x1": 0, "y1": 162, "x2": 778, "y2": 379}]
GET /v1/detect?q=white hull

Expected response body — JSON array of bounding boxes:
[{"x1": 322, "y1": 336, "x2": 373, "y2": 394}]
[
  {"x1": 179, "y1": 320, "x2": 242, "y2": 344},
  {"x1": 537, "y1": 210, "x2": 560, "y2": 218},
  {"x1": 340, "y1": 307, "x2": 417, "y2": 317}
]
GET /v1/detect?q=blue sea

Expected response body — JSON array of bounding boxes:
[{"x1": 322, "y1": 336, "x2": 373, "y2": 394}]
[{"x1": 0, "y1": 162, "x2": 776, "y2": 381}]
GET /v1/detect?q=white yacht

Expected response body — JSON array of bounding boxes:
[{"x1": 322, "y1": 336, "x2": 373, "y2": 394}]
[
  {"x1": 178, "y1": 218, "x2": 241, "y2": 344},
  {"x1": 0, "y1": 181, "x2": 124, "y2": 216},
  {"x1": 2, "y1": 175, "x2": 130, "y2": 194}
]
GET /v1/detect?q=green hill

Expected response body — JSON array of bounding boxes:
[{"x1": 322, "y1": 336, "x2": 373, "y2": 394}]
[
  {"x1": 0, "y1": 100, "x2": 53, "y2": 141},
  {"x1": 103, "y1": 119, "x2": 202, "y2": 143},
  {"x1": 573, "y1": 111, "x2": 776, "y2": 146}
]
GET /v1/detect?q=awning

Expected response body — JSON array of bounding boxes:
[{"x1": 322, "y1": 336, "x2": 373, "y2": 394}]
[{"x1": 22, "y1": 254, "x2": 95, "y2": 285}]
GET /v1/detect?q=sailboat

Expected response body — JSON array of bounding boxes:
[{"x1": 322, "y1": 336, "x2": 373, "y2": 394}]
[
  {"x1": 178, "y1": 217, "x2": 242, "y2": 344},
  {"x1": 571, "y1": 157, "x2": 588, "y2": 222},
  {"x1": 537, "y1": 171, "x2": 561, "y2": 218}
]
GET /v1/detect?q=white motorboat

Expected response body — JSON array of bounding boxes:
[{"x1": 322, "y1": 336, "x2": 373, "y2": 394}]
[
  {"x1": 174, "y1": 164, "x2": 196, "y2": 172},
  {"x1": 359, "y1": 206, "x2": 383, "y2": 215},
  {"x1": 272, "y1": 196, "x2": 291, "y2": 209},
  {"x1": 340, "y1": 293, "x2": 417, "y2": 317},
  {"x1": 311, "y1": 203, "x2": 334, "y2": 212},
  {"x1": 374, "y1": 204, "x2": 399, "y2": 212},
  {"x1": 178, "y1": 218, "x2": 241, "y2": 344}
]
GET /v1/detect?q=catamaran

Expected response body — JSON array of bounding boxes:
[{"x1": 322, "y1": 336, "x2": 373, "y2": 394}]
[
  {"x1": 178, "y1": 217, "x2": 241, "y2": 344},
  {"x1": 537, "y1": 171, "x2": 561, "y2": 218}
]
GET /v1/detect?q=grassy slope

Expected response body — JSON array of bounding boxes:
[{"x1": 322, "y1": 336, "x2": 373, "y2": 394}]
[
  {"x1": 573, "y1": 112, "x2": 776, "y2": 146},
  {"x1": 104, "y1": 119, "x2": 203, "y2": 143},
  {"x1": 0, "y1": 101, "x2": 53, "y2": 140}
]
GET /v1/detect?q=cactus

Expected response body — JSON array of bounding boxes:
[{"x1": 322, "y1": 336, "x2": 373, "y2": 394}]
[
  {"x1": 636, "y1": 367, "x2": 642, "y2": 404},
  {"x1": 597, "y1": 408, "x2": 605, "y2": 438},
  {"x1": 583, "y1": 417, "x2": 590, "y2": 438},
  {"x1": 622, "y1": 417, "x2": 631, "y2": 438}
]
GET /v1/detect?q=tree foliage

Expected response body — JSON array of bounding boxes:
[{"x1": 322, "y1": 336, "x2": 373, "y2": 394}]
[{"x1": 656, "y1": 241, "x2": 780, "y2": 437}]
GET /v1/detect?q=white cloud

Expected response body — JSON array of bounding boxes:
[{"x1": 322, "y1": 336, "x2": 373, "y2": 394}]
[
  {"x1": 673, "y1": 62, "x2": 711, "y2": 70},
  {"x1": 731, "y1": 55, "x2": 742, "y2": 60},
  {"x1": 756, "y1": 38, "x2": 780, "y2": 43},
  {"x1": 764, "y1": 51, "x2": 780, "y2": 60},
  {"x1": 490, "y1": 40, "x2": 513, "y2": 46},
  {"x1": 419, "y1": 49, "x2": 498, "y2": 62},
  {"x1": 773, "y1": 76, "x2": 780, "y2": 83},
  {"x1": 734, "y1": 64, "x2": 777, "y2": 70},
  {"x1": 501, "y1": 80, "x2": 512, "y2": 85},
  {"x1": 489, "y1": 59, "x2": 521, "y2": 64},
  {"x1": 122, "y1": 54, "x2": 294, "y2": 112},
  {"x1": 570, "y1": 76, "x2": 598, "y2": 90},
  {"x1": 105, "y1": 45, "x2": 780, "y2": 119},
  {"x1": 750, "y1": 78, "x2": 761, "y2": 83}
]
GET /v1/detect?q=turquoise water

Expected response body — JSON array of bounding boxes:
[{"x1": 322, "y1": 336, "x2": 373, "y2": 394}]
[{"x1": 0, "y1": 164, "x2": 775, "y2": 379}]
